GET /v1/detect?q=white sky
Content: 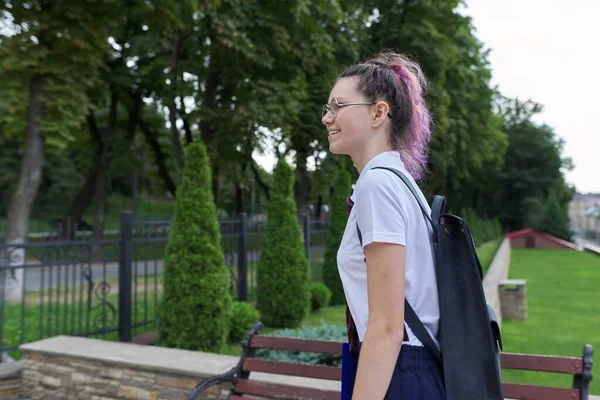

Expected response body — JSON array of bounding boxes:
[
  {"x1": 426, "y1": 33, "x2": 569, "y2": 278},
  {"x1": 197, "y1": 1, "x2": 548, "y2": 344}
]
[
  {"x1": 462, "y1": 0, "x2": 599, "y2": 194},
  {"x1": 256, "y1": 1, "x2": 599, "y2": 194}
]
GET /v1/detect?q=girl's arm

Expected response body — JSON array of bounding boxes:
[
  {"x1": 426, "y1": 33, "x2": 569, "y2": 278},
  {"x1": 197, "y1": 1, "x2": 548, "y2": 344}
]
[{"x1": 351, "y1": 241, "x2": 406, "y2": 400}]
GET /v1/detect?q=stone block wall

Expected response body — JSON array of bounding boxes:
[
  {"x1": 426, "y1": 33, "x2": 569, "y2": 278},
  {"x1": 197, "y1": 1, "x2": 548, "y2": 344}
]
[
  {"x1": 20, "y1": 351, "x2": 232, "y2": 400},
  {"x1": 0, "y1": 363, "x2": 22, "y2": 400},
  {"x1": 20, "y1": 351, "x2": 230, "y2": 400},
  {"x1": 17, "y1": 336, "x2": 337, "y2": 400}
]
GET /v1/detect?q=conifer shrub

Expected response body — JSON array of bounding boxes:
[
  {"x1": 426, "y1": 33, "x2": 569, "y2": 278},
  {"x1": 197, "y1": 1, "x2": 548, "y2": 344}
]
[
  {"x1": 257, "y1": 158, "x2": 310, "y2": 328},
  {"x1": 323, "y1": 167, "x2": 351, "y2": 305},
  {"x1": 158, "y1": 142, "x2": 232, "y2": 352}
]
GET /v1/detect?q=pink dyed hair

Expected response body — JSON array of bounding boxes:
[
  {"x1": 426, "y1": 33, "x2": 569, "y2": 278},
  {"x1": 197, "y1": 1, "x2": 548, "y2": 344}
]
[{"x1": 338, "y1": 52, "x2": 433, "y2": 181}]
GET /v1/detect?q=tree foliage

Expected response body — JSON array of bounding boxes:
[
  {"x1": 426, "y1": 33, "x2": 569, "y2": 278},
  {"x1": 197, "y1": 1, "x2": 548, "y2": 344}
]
[
  {"x1": 257, "y1": 158, "x2": 310, "y2": 328},
  {"x1": 159, "y1": 141, "x2": 232, "y2": 352},
  {"x1": 0, "y1": 1, "x2": 579, "y2": 279},
  {"x1": 491, "y1": 97, "x2": 573, "y2": 232},
  {"x1": 323, "y1": 165, "x2": 351, "y2": 305},
  {"x1": 537, "y1": 191, "x2": 572, "y2": 241}
]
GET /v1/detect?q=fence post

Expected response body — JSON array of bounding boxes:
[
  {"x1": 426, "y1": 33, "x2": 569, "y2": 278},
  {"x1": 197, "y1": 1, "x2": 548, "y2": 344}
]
[
  {"x1": 303, "y1": 214, "x2": 311, "y2": 261},
  {"x1": 238, "y1": 213, "x2": 248, "y2": 301},
  {"x1": 118, "y1": 211, "x2": 133, "y2": 342}
]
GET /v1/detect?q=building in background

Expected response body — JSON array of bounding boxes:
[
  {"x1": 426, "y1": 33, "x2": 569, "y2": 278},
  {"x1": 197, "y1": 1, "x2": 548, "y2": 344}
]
[{"x1": 569, "y1": 193, "x2": 600, "y2": 240}]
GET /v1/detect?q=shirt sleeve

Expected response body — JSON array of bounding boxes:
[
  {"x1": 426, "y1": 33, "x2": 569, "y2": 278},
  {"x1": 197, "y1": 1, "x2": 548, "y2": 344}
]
[{"x1": 355, "y1": 169, "x2": 408, "y2": 248}]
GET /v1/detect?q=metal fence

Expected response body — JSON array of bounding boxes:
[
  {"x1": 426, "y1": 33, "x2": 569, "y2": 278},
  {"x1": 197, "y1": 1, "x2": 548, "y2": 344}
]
[{"x1": 0, "y1": 211, "x2": 329, "y2": 360}]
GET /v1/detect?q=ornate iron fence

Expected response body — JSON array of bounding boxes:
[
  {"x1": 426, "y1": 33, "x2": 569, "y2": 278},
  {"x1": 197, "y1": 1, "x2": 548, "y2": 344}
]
[{"x1": 0, "y1": 211, "x2": 329, "y2": 360}]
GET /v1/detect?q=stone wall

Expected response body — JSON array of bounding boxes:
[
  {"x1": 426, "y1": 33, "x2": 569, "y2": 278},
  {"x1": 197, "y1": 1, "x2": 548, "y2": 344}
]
[
  {"x1": 18, "y1": 336, "x2": 338, "y2": 400},
  {"x1": 19, "y1": 336, "x2": 235, "y2": 400},
  {"x1": 0, "y1": 363, "x2": 22, "y2": 400},
  {"x1": 20, "y1": 352, "x2": 229, "y2": 400}
]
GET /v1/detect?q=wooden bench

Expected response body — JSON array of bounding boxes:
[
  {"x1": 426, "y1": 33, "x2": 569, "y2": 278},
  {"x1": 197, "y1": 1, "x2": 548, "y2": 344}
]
[{"x1": 187, "y1": 322, "x2": 594, "y2": 400}]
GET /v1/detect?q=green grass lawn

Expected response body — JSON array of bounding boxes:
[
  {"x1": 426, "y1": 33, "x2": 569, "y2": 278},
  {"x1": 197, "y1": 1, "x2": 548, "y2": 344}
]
[
  {"x1": 2, "y1": 290, "x2": 159, "y2": 360},
  {"x1": 501, "y1": 249, "x2": 600, "y2": 394}
]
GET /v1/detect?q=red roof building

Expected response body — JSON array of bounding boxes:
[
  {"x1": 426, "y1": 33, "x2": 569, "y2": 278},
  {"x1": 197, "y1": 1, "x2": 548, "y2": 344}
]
[{"x1": 504, "y1": 229, "x2": 578, "y2": 250}]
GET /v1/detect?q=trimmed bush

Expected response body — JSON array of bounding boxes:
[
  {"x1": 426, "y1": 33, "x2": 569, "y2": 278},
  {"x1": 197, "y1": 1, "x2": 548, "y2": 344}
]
[
  {"x1": 323, "y1": 166, "x2": 351, "y2": 305},
  {"x1": 256, "y1": 323, "x2": 346, "y2": 366},
  {"x1": 460, "y1": 208, "x2": 503, "y2": 246},
  {"x1": 228, "y1": 301, "x2": 260, "y2": 343},
  {"x1": 257, "y1": 158, "x2": 310, "y2": 328},
  {"x1": 158, "y1": 142, "x2": 232, "y2": 353},
  {"x1": 310, "y1": 282, "x2": 332, "y2": 311}
]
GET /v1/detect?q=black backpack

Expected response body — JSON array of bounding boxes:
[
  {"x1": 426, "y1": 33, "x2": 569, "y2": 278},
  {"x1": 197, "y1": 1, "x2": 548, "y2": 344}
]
[{"x1": 356, "y1": 166, "x2": 504, "y2": 400}]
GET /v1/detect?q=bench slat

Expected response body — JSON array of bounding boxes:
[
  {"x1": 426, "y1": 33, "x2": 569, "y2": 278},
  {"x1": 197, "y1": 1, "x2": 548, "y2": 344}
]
[
  {"x1": 501, "y1": 353, "x2": 582, "y2": 374},
  {"x1": 235, "y1": 379, "x2": 340, "y2": 400},
  {"x1": 502, "y1": 382, "x2": 579, "y2": 400},
  {"x1": 250, "y1": 336, "x2": 342, "y2": 355},
  {"x1": 243, "y1": 358, "x2": 341, "y2": 381}
]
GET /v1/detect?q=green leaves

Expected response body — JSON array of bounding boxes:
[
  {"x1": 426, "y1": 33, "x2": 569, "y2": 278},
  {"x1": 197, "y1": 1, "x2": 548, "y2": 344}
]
[
  {"x1": 257, "y1": 158, "x2": 310, "y2": 328},
  {"x1": 537, "y1": 191, "x2": 572, "y2": 241},
  {"x1": 323, "y1": 166, "x2": 351, "y2": 305},
  {"x1": 159, "y1": 141, "x2": 232, "y2": 352},
  {"x1": 0, "y1": 0, "x2": 121, "y2": 149}
]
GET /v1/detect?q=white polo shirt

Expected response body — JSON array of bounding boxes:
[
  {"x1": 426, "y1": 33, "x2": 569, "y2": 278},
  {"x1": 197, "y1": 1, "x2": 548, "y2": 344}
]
[{"x1": 337, "y1": 151, "x2": 440, "y2": 348}]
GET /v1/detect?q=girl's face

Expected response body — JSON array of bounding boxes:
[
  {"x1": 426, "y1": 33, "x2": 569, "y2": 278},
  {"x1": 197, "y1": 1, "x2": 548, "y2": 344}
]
[{"x1": 322, "y1": 77, "x2": 375, "y2": 157}]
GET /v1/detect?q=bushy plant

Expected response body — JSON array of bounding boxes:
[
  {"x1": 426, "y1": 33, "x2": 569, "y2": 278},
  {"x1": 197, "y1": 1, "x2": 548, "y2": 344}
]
[
  {"x1": 228, "y1": 301, "x2": 260, "y2": 343},
  {"x1": 310, "y1": 282, "x2": 332, "y2": 311},
  {"x1": 256, "y1": 323, "x2": 347, "y2": 366},
  {"x1": 537, "y1": 192, "x2": 572, "y2": 241},
  {"x1": 460, "y1": 208, "x2": 503, "y2": 246},
  {"x1": 323, "y1": 167, "x2": 351, "y2": 305},
  {"x1": 257, "y1": 158, "x2": 310, "y2": 328},
  {"x1": 158, "y1": 142, "x2": 232, "y2": 353}
]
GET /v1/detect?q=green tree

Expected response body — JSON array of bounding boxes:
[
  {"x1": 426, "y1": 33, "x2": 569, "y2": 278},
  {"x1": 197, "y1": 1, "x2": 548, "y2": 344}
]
[
  {"x1": 0, "y1": 0, "x2": 120, "y2": 301},
  {"x1": 257, "y1": 158, "x2": 310, "y2": 328},
  {"x1": 537, "y1": 191, "x2": 572, "y2": 241},
  {"x1": 159, "y1": 141, "x2": 232, "y2": 352},
  {"x1": 492, "y1": 97, "x2": 572, "y2": 232},
  {"x1": 323, "y1": 165, "x2": 351, "y2": 305}
]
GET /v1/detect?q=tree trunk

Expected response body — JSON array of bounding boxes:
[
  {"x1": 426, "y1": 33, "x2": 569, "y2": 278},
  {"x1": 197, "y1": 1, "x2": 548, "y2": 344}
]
[
  {"x1": 182, "y1": 118, "x2": 193, "y2": 145},
  {"x1": 3, "y1": 74, "x2": 45, "y2": 303},
  {"x1": 92, "y1": 140, "x2": 109, "y2": 257},
  {"x1": 235, "y1": 162, "x2": 248, "y2": 214},
  {"x1": 64, "y1": 170, "x2": 97, "y2": 235},
  {"x1": 294, "y1": 150, "x2": 311, "y2": 217},
  {"x1": 250, "y1": 160, "x2": 270, "y2": 200},
  {"x1": 167, "y1": 29, "x2": 184, "y2": 169},
  {"x1": 132, "y1": 169, "x2": 139, "y2": 217},
  {"x1": 63, "y1": 110, "x2": 105, "y2": 237},
  {"x1": 199, "y1": 67, "x2": 219, "y2": 145},
  {"x1": 92, "y1": 90, "x2": 118, "y2": 257},
  {"x1": 137, "y1": 116, "x2": 177, "y2": 198},
  {"x1": 212, "y1": 162, "x2": 220, "y2": 205}
]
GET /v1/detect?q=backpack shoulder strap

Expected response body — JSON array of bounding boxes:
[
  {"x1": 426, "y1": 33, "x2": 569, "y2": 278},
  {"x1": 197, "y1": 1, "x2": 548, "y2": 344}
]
[{"x1": 370, "y1": 167, "x2": 434, "y2": 228}]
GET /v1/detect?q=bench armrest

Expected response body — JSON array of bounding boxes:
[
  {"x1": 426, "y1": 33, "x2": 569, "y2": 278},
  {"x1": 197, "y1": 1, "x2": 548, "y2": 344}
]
[
  {"x1": 186, "y1": 322, "x2": 264, "y2": 400},
  {"x1": 186, "y1": 366, "x2": 237, "y2": 400}
]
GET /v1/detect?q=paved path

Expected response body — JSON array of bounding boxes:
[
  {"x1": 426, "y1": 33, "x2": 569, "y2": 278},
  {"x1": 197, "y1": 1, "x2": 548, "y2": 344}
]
[
  {"x1": 18, "y1": 246, "x2": 325, "y2": 292},
  {"x1": 20, "y1": 260, "x2": 164, "y2": 292}
]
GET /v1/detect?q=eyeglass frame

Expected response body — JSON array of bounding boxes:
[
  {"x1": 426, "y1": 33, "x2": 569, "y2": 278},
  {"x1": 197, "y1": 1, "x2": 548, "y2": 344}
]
[{"x1": 322, "y1": 97, "x2": 392, "y2": 120}]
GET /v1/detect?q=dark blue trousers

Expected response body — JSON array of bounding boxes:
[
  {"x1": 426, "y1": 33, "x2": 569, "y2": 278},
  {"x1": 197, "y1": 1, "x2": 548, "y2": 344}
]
[
  {"x1": 382, "y1": 345, "x2": 447, "y2": 399},
  {"x1": 347, "y1": 344, "x2": 447, "y2": 399}
]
